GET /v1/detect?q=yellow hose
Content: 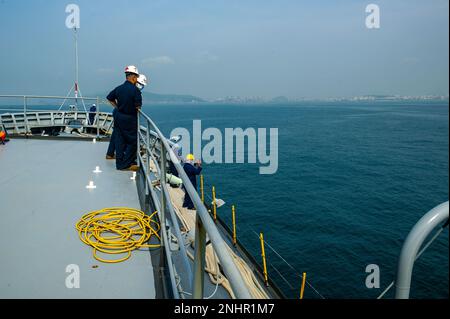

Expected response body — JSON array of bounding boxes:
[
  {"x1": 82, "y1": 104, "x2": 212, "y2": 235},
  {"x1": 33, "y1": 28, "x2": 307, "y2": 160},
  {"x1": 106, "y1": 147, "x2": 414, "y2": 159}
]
[{"x1": 76, "y1": 207, "x2": 161, "y2": 263}]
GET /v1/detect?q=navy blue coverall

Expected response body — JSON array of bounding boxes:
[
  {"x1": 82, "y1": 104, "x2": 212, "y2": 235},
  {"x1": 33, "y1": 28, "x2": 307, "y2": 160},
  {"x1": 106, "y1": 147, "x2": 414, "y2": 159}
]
[
  {"x1": 89, "y1": 105, "x2": 96, "y2": 125},
  {"x1": 106, "y1": 81, "x2": 142, "y2": 170},
  {"x1": 106, "y1": 108, "x2": 118, "y2": 158},
  {"x1": 182, "y1": 162, "x2": 203, "y2": 209}
]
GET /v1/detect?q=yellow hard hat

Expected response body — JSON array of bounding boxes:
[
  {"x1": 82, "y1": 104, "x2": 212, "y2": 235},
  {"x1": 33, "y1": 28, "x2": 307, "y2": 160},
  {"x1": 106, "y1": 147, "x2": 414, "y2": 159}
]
[{"x1": 186, "y1": 154, "x2": 195, "y2": 161}]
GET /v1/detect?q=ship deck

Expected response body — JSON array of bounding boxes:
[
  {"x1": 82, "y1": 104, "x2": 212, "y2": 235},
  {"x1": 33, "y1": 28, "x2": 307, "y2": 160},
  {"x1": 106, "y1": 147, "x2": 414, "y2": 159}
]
[{"x1": 0, "y1": 138, "x2": 156, "y2": 299}]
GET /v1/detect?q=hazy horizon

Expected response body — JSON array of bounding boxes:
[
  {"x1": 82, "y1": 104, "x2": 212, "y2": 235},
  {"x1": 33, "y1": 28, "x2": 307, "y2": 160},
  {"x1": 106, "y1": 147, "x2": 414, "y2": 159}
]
[{"x1": 0, "y1": 0, "x2": 448, "y2": 99}]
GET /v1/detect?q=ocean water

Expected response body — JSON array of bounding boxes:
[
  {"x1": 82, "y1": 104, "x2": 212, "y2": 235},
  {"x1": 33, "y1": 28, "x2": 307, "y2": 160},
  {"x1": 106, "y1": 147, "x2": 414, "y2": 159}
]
[
  {"x1": 145, "y1": 101, "x2": 449, "y2": 299},
  {"x1": 1, "y1": 101, "x2": 448, "y2": 299}
]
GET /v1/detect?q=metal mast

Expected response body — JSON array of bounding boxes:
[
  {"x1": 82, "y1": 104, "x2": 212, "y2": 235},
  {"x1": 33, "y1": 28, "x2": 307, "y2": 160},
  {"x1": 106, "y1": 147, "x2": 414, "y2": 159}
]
[
  {"x1": 74, "y1": 27, "x2": 79, "y2": 110},
  {"x1": 59, "y1": 26, "x2": 86, "y2": 112}
]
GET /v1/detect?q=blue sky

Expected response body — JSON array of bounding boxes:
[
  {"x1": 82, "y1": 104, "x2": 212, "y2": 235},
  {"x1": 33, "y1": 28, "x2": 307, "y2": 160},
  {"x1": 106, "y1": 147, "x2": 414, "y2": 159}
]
[{"x1": 0, "y1": 0, "x2": 448, "y2": 99}]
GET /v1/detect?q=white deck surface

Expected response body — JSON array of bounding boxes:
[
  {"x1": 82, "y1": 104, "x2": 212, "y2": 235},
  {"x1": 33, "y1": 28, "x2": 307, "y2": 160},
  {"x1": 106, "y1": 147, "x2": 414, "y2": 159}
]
[{"x1": 0, "y1": 138, "x2": 155, "y2": 299}]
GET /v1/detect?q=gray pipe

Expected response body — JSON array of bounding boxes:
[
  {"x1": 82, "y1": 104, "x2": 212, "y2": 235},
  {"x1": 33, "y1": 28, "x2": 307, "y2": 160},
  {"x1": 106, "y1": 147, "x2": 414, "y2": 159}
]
[{"x1": 395, "y1": 201, "x2": 449, "y2": 299}]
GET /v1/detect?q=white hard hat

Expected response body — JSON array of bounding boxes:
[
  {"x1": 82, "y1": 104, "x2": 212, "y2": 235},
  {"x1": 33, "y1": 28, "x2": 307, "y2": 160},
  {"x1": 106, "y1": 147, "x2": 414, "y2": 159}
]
[
  {"x1": 137, "y1": 74, "x2": 148, "y2": 86},
  {"x1": 170, "y1": 135, "x2": 182, "y2": 143},
  {"x1": 124, "y1": 65, "x2": 139, "y2": 75}
]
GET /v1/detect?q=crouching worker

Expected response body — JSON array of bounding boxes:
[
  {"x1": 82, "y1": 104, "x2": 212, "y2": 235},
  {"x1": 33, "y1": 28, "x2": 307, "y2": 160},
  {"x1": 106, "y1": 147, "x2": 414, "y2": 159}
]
[{"x1": 182, "y1": 154, "x2": 202, "y2": 210}]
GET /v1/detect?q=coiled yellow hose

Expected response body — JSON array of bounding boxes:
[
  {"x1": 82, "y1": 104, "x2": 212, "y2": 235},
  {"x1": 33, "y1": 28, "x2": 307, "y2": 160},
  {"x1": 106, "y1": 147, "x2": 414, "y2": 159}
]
[{"x1": 76, "y1": 207, "x2": 161, "y2": 263}]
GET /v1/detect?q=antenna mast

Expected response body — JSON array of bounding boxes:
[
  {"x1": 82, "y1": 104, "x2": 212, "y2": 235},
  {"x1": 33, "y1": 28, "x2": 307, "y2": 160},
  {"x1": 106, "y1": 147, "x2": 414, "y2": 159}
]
[
  {"x1": 59, "y1": 26, "x2": 87, "y2": 112},
  {"x1": 74, "y1": 27, "x2": 79, "y2": 109}
]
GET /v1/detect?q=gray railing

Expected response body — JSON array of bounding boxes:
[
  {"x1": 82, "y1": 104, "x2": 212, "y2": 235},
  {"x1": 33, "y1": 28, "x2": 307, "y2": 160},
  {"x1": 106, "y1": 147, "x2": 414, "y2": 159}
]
[
  {"x1": 137, "y1": 109, "x2": 253, "y2": 299},
  {"x1": 395, "y1": 201, "x2": 449, "y2": 299},
  {"x1": 0, "y1": 94, "x2": 103, "y2": 137}
]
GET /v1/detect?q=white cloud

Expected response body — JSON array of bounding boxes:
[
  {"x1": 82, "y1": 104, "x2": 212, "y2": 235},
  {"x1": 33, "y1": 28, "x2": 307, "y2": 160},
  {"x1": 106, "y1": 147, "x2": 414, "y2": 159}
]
[{"x1": 141, "y1": 56, "x2": 175, "y2": 68}]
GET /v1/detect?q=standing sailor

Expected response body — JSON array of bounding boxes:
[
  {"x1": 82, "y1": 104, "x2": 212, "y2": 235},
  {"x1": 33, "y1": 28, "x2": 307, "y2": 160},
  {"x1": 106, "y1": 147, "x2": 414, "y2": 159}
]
[
  {"x1": 88, "y1": 104, "x2": 96, "y2": 125},
  {"x1": 106, "y1": 73, "x2": 148, "y2": 160},
  {"x1": 106, "y1": 65, "x2": 142, "y2": 171},
  {"x1": 136, "y1": 74, "x2": 148, "y2": 91},
  {"x1": 182, "y1": 154, "x2": 203, "y2": 210}
]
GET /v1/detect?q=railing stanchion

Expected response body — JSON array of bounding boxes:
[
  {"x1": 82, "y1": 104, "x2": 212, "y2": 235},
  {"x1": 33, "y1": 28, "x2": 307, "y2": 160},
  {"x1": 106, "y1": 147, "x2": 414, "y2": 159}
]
[
  {"x1": 146, "y1": 125, "x2": 151, "y2": 195},
  {"x1": 212, "y1": 186, "x2": 217, "y2": 221},
  {"x1": 96, "y1": 97, "x2": 100, "y2": 138},
  {"x1": 200, "y1": 175, "x2": 205, "y2": 204},
  {"x1": 300, "y1": 272, "x2": 307, "y2": 299},
  {"x1": 157, "y1": 138, "x2": 169, "y2": 275},
  {"x1": 260, "y1": 232, "x2": 269, "y2": 287},
  {"x1": 192, "y1": 216, "x2": 207, "y2": 299},
  {"x1": 160, "y1": 141, "x2": 167, "y2": 228},
  {"x1": 137, "y1": 112, "x2": 141, "y2": 165},
  {"x1": 23, "y1": 96, "x2": 28, "y2": 136},
  {"x1": 232, "y1": 205, "x2": 237, "y2": 246}
]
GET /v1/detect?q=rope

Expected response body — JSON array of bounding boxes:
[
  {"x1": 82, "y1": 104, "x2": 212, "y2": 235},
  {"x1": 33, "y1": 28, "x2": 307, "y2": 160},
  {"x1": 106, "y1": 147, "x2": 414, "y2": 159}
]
[
  {"x1": 76, "y1": 207, "x2": 161, "y2": 263},
  {"x1": 305, "y1": 279, "x2": 326, "y2": 299},
  {"x1": 268, "y1": 261, "x2": 296, "y2": 290},
  {"x1": 205, "y1": 250, "x2": 221, "y2": 299},
  {"x1": 166, "y1": 186, "x2": 269, "y2": 299}
]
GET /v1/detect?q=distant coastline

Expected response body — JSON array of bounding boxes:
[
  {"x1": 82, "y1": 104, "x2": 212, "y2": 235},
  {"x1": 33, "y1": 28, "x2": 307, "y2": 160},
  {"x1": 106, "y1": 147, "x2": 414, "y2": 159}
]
[
  {"x1": 140, "y1": 93, "x2": 449, "y2": 105},
  {"x1": 141, "y1": 92, "x2": 450, "y2": 105},
  {"x1": 0, "y1": 92, "x2": 448, "y2": 106}
]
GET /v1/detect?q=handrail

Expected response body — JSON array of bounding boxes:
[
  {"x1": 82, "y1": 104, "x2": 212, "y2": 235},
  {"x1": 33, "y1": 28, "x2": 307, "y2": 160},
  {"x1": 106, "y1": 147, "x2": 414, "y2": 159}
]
[
  {"x1": 138, "y1": 109, "x2": 253, "y2": 299},
  {"x1": 0, "y1": 110, "x2": 109, "y2": 116},
  {"x1": 395, "y1": 201, "x2": 449, "y2": 299},
  {"x1": 136, "y1": 119, "x2": 191, "y2": 297},
  {"x1": 0, "y1": 94, "x2": 102, "y2": 137},
  {"x1": 0, "y1": 94, "x2": 97, "y2": 101}
]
